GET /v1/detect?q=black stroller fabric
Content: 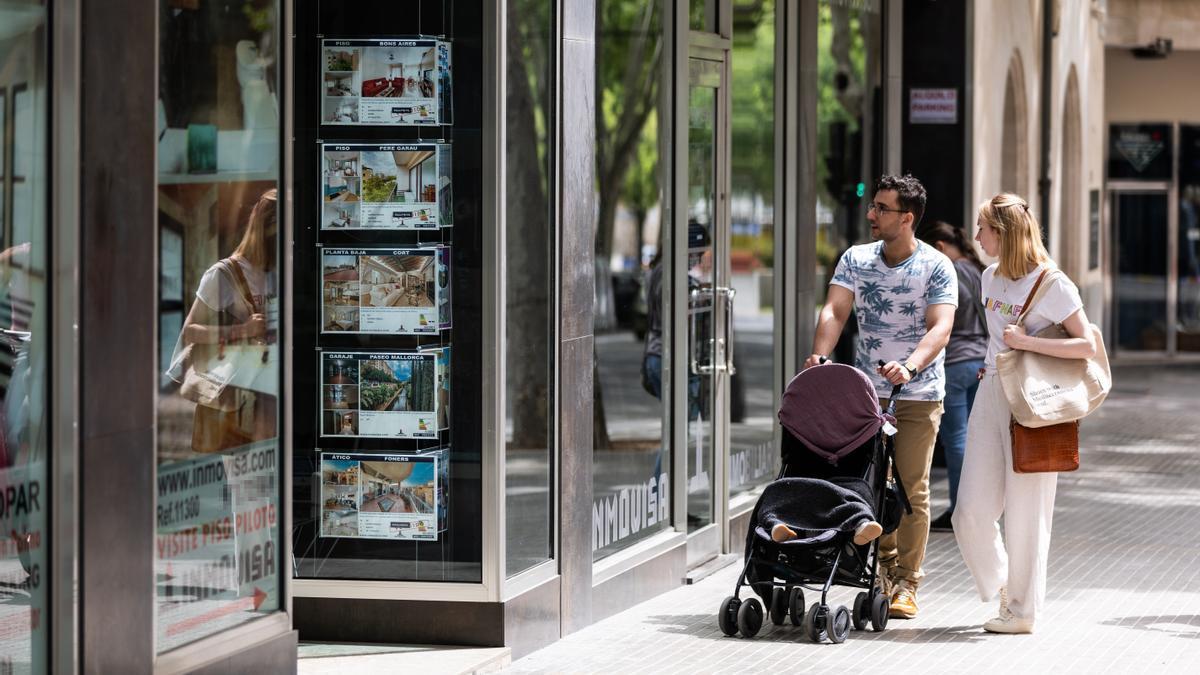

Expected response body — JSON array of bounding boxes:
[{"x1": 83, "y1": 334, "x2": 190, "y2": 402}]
[
  {"x1": 739, "y1": 365, "x2": 904, "y2": 603},
  {"x1": 753, "y1": 477, "x2": 873, "y2": 546}
]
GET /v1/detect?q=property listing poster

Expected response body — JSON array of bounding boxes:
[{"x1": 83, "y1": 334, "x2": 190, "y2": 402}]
[
  {"x1": 321, "y1": 349, "x2": 449, "y2": 439},
  {"x1": 424, "y1": 447, "x2": 450, "y2": 533},
  {"x1": 319, "y1": 452, "x2": 439, "y2": 540},
  {"x1": 321, "y1": 247, "x2": 446, "y2": 335},
  {"x1": 437, "y1": 246, "x2": 452, "y2": 328},
  {"x1": 322, "y1": 38, "x2": 452, "y2": 126},
  {"x1": 321, "y1": 142, "x2": 453, "y2": 231}
]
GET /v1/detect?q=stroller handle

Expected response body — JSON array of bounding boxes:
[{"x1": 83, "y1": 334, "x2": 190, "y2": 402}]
[{"x1": 876, "y1": 360, "x2": 904, "y2": 416}]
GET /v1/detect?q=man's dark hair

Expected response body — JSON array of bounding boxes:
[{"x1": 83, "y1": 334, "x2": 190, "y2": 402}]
[{"x1": 875, "y1": 174, "x2": 926, "y2": 229}]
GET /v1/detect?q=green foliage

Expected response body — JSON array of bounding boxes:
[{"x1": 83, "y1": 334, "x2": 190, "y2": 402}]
[
  {"x1": 362, "y1": 173, "x2": 397, "y2": 203},
  {"x1": 361, "y1": 383, "x2": 399, "y2": 411},
  {"x1": 730, "y1": 0, "x2": 776, "y2": 206},
  {"x1": 596, "y1": 0, "x2": 663, "y2": 254},
  {"x1": 729, "y1": 0, "x2": 777, "y2": 269},
  {"x1": 816, "y1": 4, "x2": 871, "y2": 209},
  {"x1": 360, "y1": 362, "x2": 398, "y2": 384},
  {"x1": 242, "y1": 2, "x2": 273, "y2": 35}
]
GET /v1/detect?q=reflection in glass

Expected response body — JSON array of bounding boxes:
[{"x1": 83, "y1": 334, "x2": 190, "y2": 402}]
[
  {"x1": 686, "y1": 68, "x2": 717, "y2": 533},
  {"x1": 1179, "y1": 126, "x2": 1200, "y2": 352},
  {"x1": 593, "y1": 0, "x2": 671, "y2": 561},
  {"x1": 728, "y1": 0, "x2": 778, "y2": 502},
  {"x1": 0, "y1": 2, "x2": 48, "y2": 671},
  {"x1": 690, "y1": 0, "x2": 717, "y2": 31},
  {"x1": 505, "y1": 0, "x2": 553, "y2": 577},
  {"x1": 155, "y1": 0, "x2": 281, "y2": 652},
  {"x1": 1114, "y1": 193, "x2": 1168, "y2": 352},
  {"x1": 817, "y1": 0, "x2": 882, "y2": 363}
]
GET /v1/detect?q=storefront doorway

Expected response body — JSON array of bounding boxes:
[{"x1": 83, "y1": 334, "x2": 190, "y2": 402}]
[
  {"x1": 682, "y1": 49, "x2": 727, "y2": 567},
  {"x1": 678, "y1": 0, "x2": 784, "y2": 567},
  {"x1": 1108, "y1": 122, "x2": 1200, "y2": 357}
]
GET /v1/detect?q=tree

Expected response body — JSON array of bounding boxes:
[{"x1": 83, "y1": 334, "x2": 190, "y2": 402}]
[
  {"x1": 591, "y1": 1, "x2": 665, "y2": 449},
  {"x1": 506, "y1": 0, "x2": 554, "y2": 450}
]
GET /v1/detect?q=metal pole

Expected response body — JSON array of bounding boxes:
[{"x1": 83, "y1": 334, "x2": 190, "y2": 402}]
[{"x1": 1038, "y1": 0, "x2": 1054, "y2": 244}]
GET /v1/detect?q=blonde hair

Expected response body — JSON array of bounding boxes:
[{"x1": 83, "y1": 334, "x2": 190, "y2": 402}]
[
  {"x1": 232, "y1": 188, "x2": 278, "y2": 270},
  {"x1": 977, "y1": 193, "x2": 1050, "y2": 280}
]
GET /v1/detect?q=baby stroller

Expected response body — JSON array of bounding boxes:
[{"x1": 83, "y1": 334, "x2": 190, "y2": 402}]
[{"x1": 717, "y1": 363, "x2": 909, "y2": 644}]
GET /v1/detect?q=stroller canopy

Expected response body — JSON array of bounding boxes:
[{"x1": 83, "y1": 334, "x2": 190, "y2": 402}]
[{"x1": 778, "y1": 363, "x2": 887, "y2": 465}]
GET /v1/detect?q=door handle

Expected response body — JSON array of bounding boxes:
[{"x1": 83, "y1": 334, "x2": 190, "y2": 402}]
[
  {"x1": 717, "y1": 286, "x2": 737, "y2": 376},
  {"x1": 690, "y1": 287, "x2": 717, "y2": 375}
]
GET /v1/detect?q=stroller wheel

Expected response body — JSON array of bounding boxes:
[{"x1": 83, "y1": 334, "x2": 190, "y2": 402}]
[
  {"x1": 717, "y1": 596, "x2": 741, "y2": 636},
  {"x1": 852, "y1": 592, "x2": 870, "y2": 631},
  {"x1": 870, "y1": 593, "x2": 890, "y2": 632},
  {"x1": 788, "y1": 587, "x2": 806, "y2": 626},
  {"x1": 770, "y1": 587, "x2": 789, "y2": 626},
  {"x1": 802, "y1": 602, "x2": 827, "y2": 643},
  {"x1": 829, "y1": 605, "x2": 852, "y2": 644},
  {"x1": 737, "y1": 598, "x2": 764, "y2": 638}
]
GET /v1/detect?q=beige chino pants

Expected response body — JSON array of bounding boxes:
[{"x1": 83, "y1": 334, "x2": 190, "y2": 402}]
[{"x1": 877, "y1": 398, "x2": 944, "y2": 586}]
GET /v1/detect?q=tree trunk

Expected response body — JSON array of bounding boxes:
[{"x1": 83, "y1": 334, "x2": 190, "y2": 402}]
[{"x1": 506, "y1": 2, "x2": 552, "y2": 451}]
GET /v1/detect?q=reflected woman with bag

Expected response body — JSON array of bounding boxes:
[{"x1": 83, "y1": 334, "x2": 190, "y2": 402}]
[
  {"x1": 953, "y1": 193, "x2": 1099, "y2": 634},
  {"x1": 167, "y1": 189, "x2": 279, "y2": 454}
]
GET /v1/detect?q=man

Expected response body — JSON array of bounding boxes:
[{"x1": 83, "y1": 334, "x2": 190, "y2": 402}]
[{"x1": 803, "y1": 174, "x2": 957, "y2": 619}]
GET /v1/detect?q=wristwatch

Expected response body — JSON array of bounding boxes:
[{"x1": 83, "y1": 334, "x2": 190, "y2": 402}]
[{"x1": 903, "y1": 362, "x2": 919, "y2": 378}]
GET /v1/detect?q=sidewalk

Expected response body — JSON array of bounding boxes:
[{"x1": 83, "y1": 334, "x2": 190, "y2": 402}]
[{"x1": 508, "y1": 364, "x2": 1200, "y2": 673}]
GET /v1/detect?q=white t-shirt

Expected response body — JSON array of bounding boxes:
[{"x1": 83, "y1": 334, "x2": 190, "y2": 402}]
[
  {"x1": 195, "y1": 257, "x2": 273, "y2": 320},
  {"x1": 981, "y1": 262, "x2": 1083, "y2": 369}
]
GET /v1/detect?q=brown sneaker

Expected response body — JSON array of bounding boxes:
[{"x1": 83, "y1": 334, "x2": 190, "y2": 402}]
[{"x1": 889, "y1": 580, "x2": 919, "y2": 619}]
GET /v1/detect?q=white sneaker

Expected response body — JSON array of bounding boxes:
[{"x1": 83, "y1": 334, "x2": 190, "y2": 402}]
[{"x1": 983, "y1": 614, "x2": 1034, "y2": 634}]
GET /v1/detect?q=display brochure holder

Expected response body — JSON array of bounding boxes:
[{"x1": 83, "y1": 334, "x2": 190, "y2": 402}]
[{"x1": 294, "y1": 2, "x2": 477, "y2": 586}]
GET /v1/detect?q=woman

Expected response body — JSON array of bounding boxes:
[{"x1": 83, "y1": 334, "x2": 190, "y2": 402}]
[
  {"x1": 168, "y1": 189, "x2": 279, "y2": 453},
  {"x1": 953, "y1": 194, "x2": 1097, "y2": 634},
  {"x1": 919, "y1": 222, "x2": 988, "y2": 532}
]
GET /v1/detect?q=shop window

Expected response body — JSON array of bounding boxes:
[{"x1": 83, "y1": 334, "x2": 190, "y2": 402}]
[
  {"x1": 505, "y1": 0, "x2": 554, "y2": 577},
  {"x1": 593, "y1": 0, "x2": 671, "y2": 561},
  {"x1": 154, "y1": 0, "x2": 282, "y2": 653},
  {"x1": 0, "y1": 2, "x2": 49, "y2": 672},
  {"x1": 290, "y1": 1, "x2": 481, "y2": 586},
  {"x1": 728, "y1": 0, "x2": 779, "y2": 502},
  {"x1": 817, "y1": 0, "x2": 883, "y2": 363}
]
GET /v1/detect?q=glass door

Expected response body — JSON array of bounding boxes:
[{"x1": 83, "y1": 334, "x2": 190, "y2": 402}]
[
  {"x1": 1112, "y1": 189, "x2": 1171, "y2": 353},
  {"x1": 684, "y1": 54, "x2": 728, "y2": 566}
]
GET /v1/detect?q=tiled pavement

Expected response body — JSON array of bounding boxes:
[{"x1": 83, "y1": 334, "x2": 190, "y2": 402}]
[{"x1": 508, "y1": 364, "x2": 1200, "y2": 673}]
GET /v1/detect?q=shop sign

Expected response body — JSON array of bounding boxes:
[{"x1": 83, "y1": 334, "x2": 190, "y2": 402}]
[
  {"x1": 1108, "y1": 124, "x2": 1172, "y2": 180},
  {"x1": 593, "y1": 472, "x2": 670, "y2": 551},
  {"x1": 156, "y1": 441, "x2": 279, "y2": 652},
  {"x1": 909, "y1": 88, "x2": 957, "y2": 125}
]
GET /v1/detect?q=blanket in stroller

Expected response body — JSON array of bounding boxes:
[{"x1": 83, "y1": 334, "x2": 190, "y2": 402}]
[{"x1": 751, "y1": 476, "x2": 874, "y2": 547}]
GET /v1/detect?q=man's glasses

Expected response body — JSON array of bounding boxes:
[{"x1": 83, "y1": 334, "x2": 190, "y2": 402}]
[{"x1": 867, "y1": 202, "x2": 909, "y2": 215}]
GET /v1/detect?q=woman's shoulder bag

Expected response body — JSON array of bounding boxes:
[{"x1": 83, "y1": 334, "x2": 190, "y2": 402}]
[{"x1": 995, "y1": 268, "x2": 1112, "y2": 473}]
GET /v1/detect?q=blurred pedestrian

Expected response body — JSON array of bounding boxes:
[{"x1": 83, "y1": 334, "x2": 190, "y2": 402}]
[{"x1": 919, "y1": 221, "x2": 988, "y2": 532}]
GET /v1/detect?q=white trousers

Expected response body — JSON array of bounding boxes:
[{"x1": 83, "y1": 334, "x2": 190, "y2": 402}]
[{"x1": 952, "y1": 373, "x2": 1058, "y2": 621}]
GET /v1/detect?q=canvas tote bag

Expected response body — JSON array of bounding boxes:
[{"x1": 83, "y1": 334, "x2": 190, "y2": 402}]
[
  {"x1": 996, "y1": 268, "x2": 1112, "y2": 429},
  {"x1": 178, "y1": 258, "x2": 276, "y2": 453}
]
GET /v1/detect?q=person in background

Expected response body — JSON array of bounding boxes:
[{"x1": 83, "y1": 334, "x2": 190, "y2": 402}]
[{"x1": 920, "y1": 221, "x2": 988, "y2": 532}]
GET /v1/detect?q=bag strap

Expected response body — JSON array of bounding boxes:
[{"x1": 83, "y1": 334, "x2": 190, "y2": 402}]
[
  {"x1": 221, "y1": 257, "x2": 261, "y2": 315},
  {"x1": 1014, "y1": 268, "x2": 1050, "y2": 327}
]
